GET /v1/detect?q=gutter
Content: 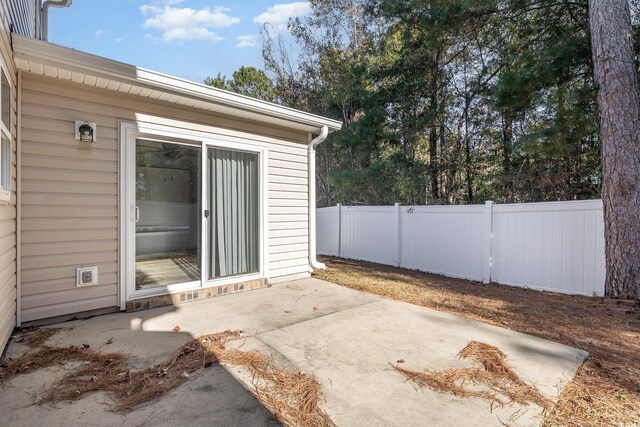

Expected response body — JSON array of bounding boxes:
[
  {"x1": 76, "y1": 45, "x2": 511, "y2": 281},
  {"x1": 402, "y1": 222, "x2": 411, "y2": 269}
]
[
  {"x1": 41, "y1": 0, "x2": 72, "y2": 41},
  {"x1": 12, "y1": 35, "x2": 342, "y2": 133},
  {"x1": 308, "y1": 126, "x2": 329, "y2": 271}
]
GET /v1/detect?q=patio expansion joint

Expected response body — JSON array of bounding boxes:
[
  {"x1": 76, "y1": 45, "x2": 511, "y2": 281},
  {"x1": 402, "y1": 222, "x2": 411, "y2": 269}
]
[
  {"x1": 255, "y1": 298, "x2": 383, "y2": 338},
  {"x1": 226, "y1": 300, "x2": 386, "y2": 381}
]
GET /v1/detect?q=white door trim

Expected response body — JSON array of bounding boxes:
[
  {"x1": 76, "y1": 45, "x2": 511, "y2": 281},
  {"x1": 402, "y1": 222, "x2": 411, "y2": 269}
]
[{"x1": 118, "y1": 121, "x2": 269, "y2": 310}]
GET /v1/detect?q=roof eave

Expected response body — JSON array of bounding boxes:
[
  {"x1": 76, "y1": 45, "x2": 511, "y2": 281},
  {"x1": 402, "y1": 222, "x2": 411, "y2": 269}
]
[{"x1": 11, "y1": 35, "x2": 343, "y2": 134}]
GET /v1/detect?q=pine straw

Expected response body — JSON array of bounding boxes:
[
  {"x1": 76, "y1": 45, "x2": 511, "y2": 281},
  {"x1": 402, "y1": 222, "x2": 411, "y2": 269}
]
[
  {"x1": 12, "y1": 326, "x2": 68, "y2": 348},
  {"x1": 1, "y1": 330, "x2": 217, "y2": 412},
  {"x1": 41, "y1": 339, "x2": 216, "y2": 411},
  {"x1": 1, "y1": 328, "x2": 334, "y2": 426},
  {"x1": 0, "y1": 344, "x2": 129, "y2": 385},
  {"x1": 198, "y1": 332, "x2": 335, "y2": 427},
  {"x1": 394, "y1": 341, "x2": 550, "y2": 410},
  {"x1": 315, "y1": 256, "x2": 640, "y2": 426}
]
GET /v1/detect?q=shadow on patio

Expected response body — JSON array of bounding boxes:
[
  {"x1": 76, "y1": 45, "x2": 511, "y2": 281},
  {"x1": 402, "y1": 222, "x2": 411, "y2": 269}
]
[{"x1": 0, "y1": 299, "x2": 284, "y2": 426}]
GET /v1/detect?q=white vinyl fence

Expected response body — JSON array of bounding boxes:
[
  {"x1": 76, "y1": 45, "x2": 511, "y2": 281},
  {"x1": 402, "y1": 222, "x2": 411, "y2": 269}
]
[{"x1": 317, "y1": 200, "x2": 605, "y2": 296}]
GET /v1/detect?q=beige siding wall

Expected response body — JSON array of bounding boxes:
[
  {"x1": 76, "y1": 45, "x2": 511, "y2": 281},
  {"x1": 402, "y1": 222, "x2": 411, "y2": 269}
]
[
  {"x1": 8, "y1": 0, "x2": 40, "y2": 38},
  {"x1": 0, "y1": 3, "x2": 19, "y2": 349},
  {"x1": 20, "y1": 74, "x2": 310, "y2": 322}
]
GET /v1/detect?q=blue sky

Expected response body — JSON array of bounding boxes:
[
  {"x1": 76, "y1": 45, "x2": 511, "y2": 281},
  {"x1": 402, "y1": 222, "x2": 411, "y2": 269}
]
[{"x1": 48, "y1": 0, "x2": 310, "y2": 84}]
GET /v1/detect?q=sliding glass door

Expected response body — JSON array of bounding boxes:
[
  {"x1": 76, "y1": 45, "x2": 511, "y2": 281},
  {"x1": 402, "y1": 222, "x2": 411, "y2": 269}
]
[
  {"x1": 207, "y1": 147, "x2": 260, "y2": 280},
  {"x1": 135, "y1": 139, "x2": 201, "y2": 290},
  {"x1": 123, "y1": 126, "x2": 264, "y2": 301}
]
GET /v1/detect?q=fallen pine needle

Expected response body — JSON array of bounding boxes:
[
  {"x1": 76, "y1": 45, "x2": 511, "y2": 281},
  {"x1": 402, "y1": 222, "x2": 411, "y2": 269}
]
[
  {"x1": 13, "y1": 327, "x2": 67, "y2": 348},
  {"x1": 394, "y1": 341, "x2": 550, "y2": 411},
  {"x1": 198, "y1": 332, "x2": 335, "y2": 427},
  {"x1": 315, "y1": 256, "x2": 640, "y2": 425},
  {"x1": 1, "y1": 328, "x2": 335, "y2": 427}
]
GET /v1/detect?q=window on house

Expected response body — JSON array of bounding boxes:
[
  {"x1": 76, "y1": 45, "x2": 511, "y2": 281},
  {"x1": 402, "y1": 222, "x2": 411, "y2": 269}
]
[
  {"x1": 0, "y1": 71, "x2": 8, "y2": 130},
  {"x1": 0, "y1": 68, "x2": 11, "y2": 198}
]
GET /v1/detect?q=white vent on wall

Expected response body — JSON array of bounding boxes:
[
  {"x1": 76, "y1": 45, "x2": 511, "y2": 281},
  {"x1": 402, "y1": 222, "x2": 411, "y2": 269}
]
[{"x1": 77, "y1": 266, "x2": 99, "y2": 287}]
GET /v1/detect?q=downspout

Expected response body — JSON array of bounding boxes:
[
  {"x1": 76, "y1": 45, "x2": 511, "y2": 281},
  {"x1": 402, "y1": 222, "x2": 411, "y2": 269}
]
[
  {"x1": 16, "y1": 71, "x2": 22, "y2": 327},
  {"x1": 308, "y1": 125, "x2": 328, "y2": 271},
  {"x1": 41, "y1": 0, "x2": 72, "y2": 41}
]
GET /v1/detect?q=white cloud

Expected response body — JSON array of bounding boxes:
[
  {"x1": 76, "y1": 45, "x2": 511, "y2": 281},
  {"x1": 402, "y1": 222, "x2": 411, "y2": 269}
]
[
  {"x1": 144, "y1": 33, "x2": 161, "y2": 44},
  {"x1": 94, "y1": 29, "x2": 107, "y2": 38},
  {"x1": 140, "y1": 4, "x2": 239, "y2": 43},
  {"x1": 254, "y1": 2, "x2": 311, "y2": 27},
  {"x1": 237, "y1": 35, "x2": 258, "y2": 48}
]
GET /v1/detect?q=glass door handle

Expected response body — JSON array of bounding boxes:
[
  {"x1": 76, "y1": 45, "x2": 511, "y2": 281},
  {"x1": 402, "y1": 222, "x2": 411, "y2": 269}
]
[{"x1": 134, "y1": 206, "x2": 140, "y2": 222}]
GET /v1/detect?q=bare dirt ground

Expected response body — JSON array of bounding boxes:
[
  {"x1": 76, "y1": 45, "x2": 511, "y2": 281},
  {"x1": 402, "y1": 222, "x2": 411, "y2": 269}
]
[{"x1": 314, "y1": 256, "x2": 640, "y2": 426}]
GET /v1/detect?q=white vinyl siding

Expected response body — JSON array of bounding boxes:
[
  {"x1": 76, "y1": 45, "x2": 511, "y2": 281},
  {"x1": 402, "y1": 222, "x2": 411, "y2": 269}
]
[
  {"x1": 8, "y1": 0, "x2": 41, "y2": 39},
  {"x1": 20, "y1": 74, "x2": 310, "y2": 322},
  {"x1": 0, "y1": 1, "x2": 19, "y2": 351}
]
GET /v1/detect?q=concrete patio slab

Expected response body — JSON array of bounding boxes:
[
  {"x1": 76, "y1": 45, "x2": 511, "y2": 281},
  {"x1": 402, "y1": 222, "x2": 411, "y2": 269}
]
[
  {"x1": 253, "y1": 296, "x2": 587, "y2": 427},
  {"x1": 0, "y1": 278, "x2": 587, "y2": 427},
  {"x1": 0, "y1": 360, "x2": 278, "y2": 427}
]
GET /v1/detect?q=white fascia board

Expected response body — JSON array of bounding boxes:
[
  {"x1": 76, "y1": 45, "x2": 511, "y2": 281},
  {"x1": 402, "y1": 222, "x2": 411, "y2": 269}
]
[{"x1": 12, "y1": 35, "x2": 342, "y2": 133}]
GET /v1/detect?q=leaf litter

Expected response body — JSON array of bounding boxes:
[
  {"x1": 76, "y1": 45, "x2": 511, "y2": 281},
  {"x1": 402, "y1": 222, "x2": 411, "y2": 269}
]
[
  {"x1": 393, "y1": 341, "x2": 550, "y2": 411},
  {"x1": 1, "y1": 327, "x2": 334, "y2": 427}
]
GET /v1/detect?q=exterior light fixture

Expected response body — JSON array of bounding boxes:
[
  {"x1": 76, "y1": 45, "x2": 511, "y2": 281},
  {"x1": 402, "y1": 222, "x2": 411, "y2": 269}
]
[
  {"x1": 75, "y1": 120, "x2": 96, "y2": 143},
  {"x1": 78, "y1": 122, "x2": 93, "y2": 142}
]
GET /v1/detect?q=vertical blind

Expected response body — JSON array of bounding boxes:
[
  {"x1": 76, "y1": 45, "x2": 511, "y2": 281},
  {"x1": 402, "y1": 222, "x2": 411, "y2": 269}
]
[{"x1": 208, "y1": 148, "x2": 260, "y2": 279}]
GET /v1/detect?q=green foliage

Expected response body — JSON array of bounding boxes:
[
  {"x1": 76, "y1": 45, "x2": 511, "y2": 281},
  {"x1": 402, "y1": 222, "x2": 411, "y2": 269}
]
[
  {"x1": 204, "y1": 66, "x2": 276, "y2": 102},
  {"x1": 260, "y1": 0, "x2": 639, "y2": 206},
  {"x1": 203, "y1": 73, "x2": 227, "y2": 90},
  {"x1": 329, "y1": 151, "x2": 428, "y2": 205}
]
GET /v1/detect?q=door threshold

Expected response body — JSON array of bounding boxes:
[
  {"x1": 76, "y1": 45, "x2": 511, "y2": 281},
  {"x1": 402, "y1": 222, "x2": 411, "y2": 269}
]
[{"x1": 125, "y1": 277, "x2": 268, "y2": 312}]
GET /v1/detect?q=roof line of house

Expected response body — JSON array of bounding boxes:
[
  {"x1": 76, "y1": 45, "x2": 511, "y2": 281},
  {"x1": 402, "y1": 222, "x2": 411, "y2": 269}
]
[{"x1": 11, "y1": 34, "x2": 342, "y2": 134}]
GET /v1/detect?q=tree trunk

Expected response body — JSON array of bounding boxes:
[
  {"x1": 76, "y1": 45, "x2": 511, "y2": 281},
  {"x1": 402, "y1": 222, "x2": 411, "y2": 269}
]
[
  {"x1": 465, "y1": 138, "x2": 473, "y2": 203},
  {"x1": 501, "y1": 109, "x2": 513, "y2": 202},
  {"x1": 440, "y1": 82, "x2": 448, "y2": 203},
  {"x1": 429, "y1": 126, "x2": 439, "y2": 200},
  {"x1": 429, "y1": 49, "x2": 442, "y2": 202},
  {"x1": 589, "y1": 0, "x2": 640, "y2": 298}
]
